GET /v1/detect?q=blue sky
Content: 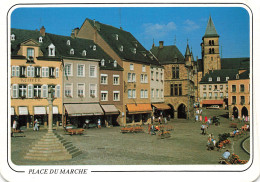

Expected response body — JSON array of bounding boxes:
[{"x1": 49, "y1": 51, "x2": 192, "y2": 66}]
[{"x1": 11, "y1": 6, "x2": 250, "y2": 59}]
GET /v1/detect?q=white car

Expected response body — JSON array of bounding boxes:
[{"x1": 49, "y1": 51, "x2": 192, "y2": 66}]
[{"x1": 206, "y1": 105, "x2": 220, "y2": 109}]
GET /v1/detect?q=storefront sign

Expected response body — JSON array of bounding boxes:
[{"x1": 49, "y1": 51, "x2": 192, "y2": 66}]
[{"x1": 20, "y1": 78, "x2": 41, "y2": 83}]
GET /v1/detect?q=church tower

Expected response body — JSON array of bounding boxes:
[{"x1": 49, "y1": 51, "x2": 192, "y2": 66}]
[{"x1": 201, "y1": 16, "x2": 221, "y2": 75}]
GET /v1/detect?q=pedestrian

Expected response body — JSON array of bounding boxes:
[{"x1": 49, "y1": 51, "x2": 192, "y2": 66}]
[
  {"x1": 231, "y1": 114, "x2": 234, "y2": 121},
  {"x1": 201, "y1": 124, "x2": 207, "y2": 135},
  {"x1": 204, "y1": 116, "x2": 208, "y2": 123},
  {"x1": 195, "y1": 115, "x2": 199, "y2": 122},
  {"x1": 200, "y1": 115, "x2": 202, "y2": 122},
  {"x1": 158, "y1": 116, "x2": 161, "y2": 124},
  {"x1": 164, "y1": 117, "x2": 167, "y2": 124},
  {"x1": 200, "y1": 109, "x2": 203, "y2": 115},
  {"x1": 152, "y1": 115, "x2": 155, "y2": 124},
  {"x1": 98, "y1": 118, "x2": 101, "y2": 129},
  {"x1": 245, "y1": 116, "x2": 248, "y2": 122},
  {"x1": 208, "y1": 117, "x2": 211, "y2": 125},
  {"x1": 242, "y1": 115, "x2": 245, "y2": 122},
  {"x1": 12, "y1": 119, "x2": 17, "y2": 132},
  {"x1": 34, "y1": 119, "x2": 39, "y2": 131},
  {"x1": 168, "y1": 114, "x2": 171, "y2": 121}
]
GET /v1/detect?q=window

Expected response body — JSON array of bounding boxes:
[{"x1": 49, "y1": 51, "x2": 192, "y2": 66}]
[
  {"x1": 156, "y1": 89, "x2": 159, "y2": 98},
  {"x1": 132, "y1": 48, "x2": 136, "y2": 54},
  {"x1": 170, "y1": 84, "x2": 174, "y2": 96},
  {"x1": 12, "y1": 84, "x2": 18, "y2": 98},
  {"x1": 56, "y1": 85, "x2": 60, "y2": 98},
  {"x1": 226, "y1": 77, "x2": 229, "y2": 81},
  {"x1": 27, "y1": 84, "x2": 33, "y2": 98},
  {"x1": 128, "y1": 73, "x2": 132, "y2": 82},
  {"x1": 161, "y1": 89, "x2": 163, "y2": 98},
  {"x1": 27, "y1": 66, "x2": 35, "y2": 77},
  {"x1": 203, "y1": 92, "x2": 207, "y2": 99},
  {"x1": 11, "y1": 34, "x2": 15, "y2": 41},
  {"x1": 55, "y1": 68, "x2": 59, "y2": 78},
  {"x1": 78, "y1": 84, "x2": 85, "y2": 98},
  {"x1": 114, "y1": 60, "x2": 117, "y2": 67},
  {"x1": 232, "y1": 85, "x2": 236, "y2": 92},
  {"x1": 212, "y1": 40, "x2": 214, "y2": 45},
  {"x1": 142, "y1": 65, "x2": 146, "y2": 72},
  {"x1": 70, "y1": 49, "x2": 74, "y2": 55},
  {"x1": 89, "y1": 84, "x2": 97, "y2": 98},
  {"x1": 132, "y1": 89, "x2": 136, "y2": 98},
  {"x1": 49, "y1": 67, "x2": 55, "y2": 78},
  {"x1": 236, "y1": 74, "x2": 239, "y2": 79},
  {"x1": 209, "y1": 85, "x2": 212, "y2": 90},
  {"x1": 101, "y1": 91, "x2": 108, "y2": 101},
  {"x1": 19, "y1": 85, "x2": 27, "y2": 98},
  {"x1": 172, "y1": 66, "x2": 179, "y2": 79},
  {"x1": 82, "y1": 50, "x2": 87, "y2": 57},
  {"x1": 27, "y1": 48, "x2": 34, "y2": 62},
  {"x1": 160, "y1": 73, "x2": 163, "y2": 82},
  {"x1": 240, "y1": 84, "x2": 245, "y2": 92},
  {"x1": 178, "y1": 84, "x2": 182, "y2": 96},
  {"x1": 115, "y1": 34, "x2": 119, "y2": 40},
  {"x1": 211, "y1": 57, "x2": 213, "y2": 61},
  {"x1": 203, "y1": 85, "x2": 206, "y2": 90},
  {"x1": 151, "y1": 89, "x2": 154, "y2": 98},
  {"x1": 113, "y1": 75, "x2": 119, "y2": 85},
  {"x1": 240, "y1": 96, "x2": 245, "y2": 105},
  {"x1": 217, "y1": 77, "x2": 220, "y2": 81},
  {"x1": 144, "y1": 74, "x2": 148, "y2": 83},
  {"x1": 67, "y1": 40, "x2": 70, "y2": 45},
  {"x1": 101, "y1": 74, "x2": 108, "y2": 84},
  {"x1": 232, "y1": 96, "x2": 236, "y2": 105},
  {"x1": 130, "y1": 64, "x2": 134, "y2": 71},
  {"x1": 39, "y1": 37, "x2": 43, "y2": 43},
  {"x1": 65, "y1": 84, "x2": 73, "y2": 97},
  {"x1": 151, "y1": 71, "x2": 154, "y2": 80},
  {"x1": 156, "y1": 72, "x2": 159, "y2": 81},
  {"x1": 209, "y1": 92, "x2": 212, "y2": 99},
  {"x1": 42, "y1": 85, "x2": 48, "y2": 98},
  {"x1": 89, "y1": 65, "x2": 96, "y2": 77},
  {"x1": 34, "y1": 85, "x2": 41, "y2": 98},
  {"x1": 48, "y1": 43, "x2": 55, "y2": 56},
  {"x1": 214, "y1": 85, "x2": 217, "y2": 90},
  {"x1": 144, "y1": 90, "x2": 148, "y2": 98},
  {"x1": 141, "y1": 74, "x2": 145, "y2": 83},
  {"x1": 113, "y1": 91, "x2": 120, "y2": 101},
  {"x1": 120, "y1": 45, "x2": 123, "y2": 52},
  {"x1": 64, "y1": 64, "x2": 72, "y2": 76},
  {"x1": 35, "y1": 67, "x2": 41, "y2": 77},
  {"x1": 220, "y1": 92, "x2": 223, "y2": 98},
  {"x1": 101, "y1": 59, "x2": 105, "y2": 66},
  {"x1": 128, "y1": 89, "x2": 132, "y2": 98},
  {"x1": 42, "y1": 67, "x2": 49, "y2": 77},
  {"x1": 132, "y1": 73, "x2": 136, "y2": 82},
  {"x1": 77, "y1": 64, "x2": 85, "y2": 77},
  {"x1": 20, "y1": 66, "x2": 26, "y2": 77},
  {"x1": 220, "y1": 85, "x2": 223, "y2": 90},
  {"x1": 93, "y1": 45, "x2": 96, "y2": 51},
  {"x1": 11, "y1": 66, "x2": 19, "y2": 77},
  {"x1": 209, "y1": 77, "x2": 212, "y2": 82},
  {"x1": 214, "y1": 92, "x2": 218, "y2": 99}
]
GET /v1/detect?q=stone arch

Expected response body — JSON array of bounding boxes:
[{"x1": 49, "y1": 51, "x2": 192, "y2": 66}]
[
  {"x1": 241, "y1": 106, "x2": 248, "y2": 117},
  {"x1": 177, "y1": 103, "x2": 187, "y2": 119},
  {"x1": 233, "y1": 106, "x2": 239, "y2": 118}
]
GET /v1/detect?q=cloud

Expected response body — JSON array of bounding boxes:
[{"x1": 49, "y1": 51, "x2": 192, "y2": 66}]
[
  {"x1": 142, "y1": 22, "x2": 177, "y2": 39},
  {"x1": 183, "y1": 19, "x2": 200, "y2": 32}
]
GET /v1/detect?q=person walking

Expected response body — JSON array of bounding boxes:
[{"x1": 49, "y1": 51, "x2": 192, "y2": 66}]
[
  {"x1": 12, "y1": 119, "x2": 17, "y2": 132},
  {"x1": 98, "y1": 118, "x2": 101, "y2": 129},
  {"x1": 204, "y1": 116, "x2": 208, "y2": 123},
  {"x1": 34, "y1": 119, "x2": 39, "y2": 131},
  {"x1": 158, "y1": 116, "x2": 161, "y2": 124},
  {"x1": 200, "y1": 115, "x2": 202, "y2": 122}
]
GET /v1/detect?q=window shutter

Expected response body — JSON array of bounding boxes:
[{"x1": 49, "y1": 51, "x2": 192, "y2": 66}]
[
  {"x1": 56, "y1": 68, "x2": 59, "y2": 77},
  {"x1": 28, "y1": 84, "x2": 33, "y2": 98},
  {"x1": 12, "y1": 66, "x2": 15, "y2": 76},
  {"x1": 27, "y1": 66, "x2": 30, "y2": 77},
  {"x1": 42, "y1": 85, "x2": 47, "y2": 98},
  {"x1": 31, "y1": 67, "x2": 34, "y2": 77},
  {"x1": 42, "y1": 68, "x2": 45, "y2": 77},
  {"x1": 16, "y1": 66, "x2": 19, "y2": 76}
]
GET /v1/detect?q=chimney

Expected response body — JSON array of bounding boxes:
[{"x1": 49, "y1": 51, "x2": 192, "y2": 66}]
[
  {"x1": 71, "y1": 28, "x2": 79, "y2": 39},
  {"x1": 40, "y1": 26, "x2": 45, "y2": 36},
  {"x1": 159, "y1": 41, "x2": 164, "y2": 48}
]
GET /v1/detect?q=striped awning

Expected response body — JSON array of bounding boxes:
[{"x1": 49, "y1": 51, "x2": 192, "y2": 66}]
[
  {"x1": 101, "y1": 105, "x2": 119, "y2": 115},
  {"x1": 65, "y1": 104, "x2": 104, "y2": 116},
  {"x1": 34, "y1": 107, "x2": 46, "y2": 115},
  {"x1": 126, "y1": 104, "x2": 152, "y2": 114},
  {"x1": 47, "y1": 106, "x2": 59, "y2": 114},
  {"x1": 18, "y1": 107, "x2": 28, "y2": 115},
  {"x1": 152, "y1": 103, "x2": 171, "y2": 110}
]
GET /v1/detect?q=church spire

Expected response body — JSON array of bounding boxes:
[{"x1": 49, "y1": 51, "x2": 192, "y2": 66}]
[
  {"x1": 204, "y1": 16, "x2": 219, "y2": 38},
  {"x1": 185, "y1": 41, "x2": 191, "y2": 56}
]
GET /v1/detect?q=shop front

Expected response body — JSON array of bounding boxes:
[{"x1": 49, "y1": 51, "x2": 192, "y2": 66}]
[
  {"x1": 34, "y1": 106, "x2": 47, "y2": 128},
  {"x1": 47, "y1": 106, "x2": 62, "y2": 127},
  {"x1": 152, "y1": 103, "x2": 171, "y2": 118},
  {"x1": 64, "y1": 103, "x2": 104, "y2": 128},
  {"x1": 101, "y1": 105, "x2": 120, "y2": 126},
  {"x1": 11, "y1": 107, "x2": 16, "y2": 125},
  {"x1": 126, "y1": 104, "x2": 152, "y2": 125},
  {"x1": 18, "y1": 106, "x2": 29, "y2": 128}
]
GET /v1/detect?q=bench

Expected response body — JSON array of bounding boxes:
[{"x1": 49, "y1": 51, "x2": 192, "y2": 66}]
[{"x1": 65, "y1": 128, "x2": 84, "y2": 135}]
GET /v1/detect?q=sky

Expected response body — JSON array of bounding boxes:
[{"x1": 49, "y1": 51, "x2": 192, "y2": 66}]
[{"x1": 11, "y1": 6, "x2": 250, "y2": 60}]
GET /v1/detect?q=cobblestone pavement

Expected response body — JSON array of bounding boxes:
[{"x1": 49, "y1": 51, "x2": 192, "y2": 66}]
[{"x1": 11, "y1": 108, "x2": 250, "y2": 165}]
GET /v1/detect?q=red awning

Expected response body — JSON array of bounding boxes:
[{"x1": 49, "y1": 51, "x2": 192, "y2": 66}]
[
  {"x1": 202, "y1": 100, "x2": 223, "y2": 105},
  {"x1": 127, "y1": 104, "x2": 152, "y2": 114}
]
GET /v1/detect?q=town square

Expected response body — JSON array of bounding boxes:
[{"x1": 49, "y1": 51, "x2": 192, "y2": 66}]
[{"x1": 9, "y1": 6, "x2": 251, "y2": 165}]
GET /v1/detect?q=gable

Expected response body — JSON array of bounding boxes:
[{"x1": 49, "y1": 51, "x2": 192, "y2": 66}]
[{"x1": 21, "y1": 39, "x2": 41, "y2": 47}]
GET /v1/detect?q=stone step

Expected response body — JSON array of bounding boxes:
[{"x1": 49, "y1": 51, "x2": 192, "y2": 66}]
[
  {"x1": 29, "y1": 148, "x2": 66, "y2": 153},
  {"x1": 25, "y1": 151, "x2": 69, "y2": 157},
  {"x1": 70, "y1": 150, "x2": 82, "y2": 158},
  {"x1": 24, "y1": 155, "x2": 72, "y2": 161},
  {"x1": 67, "y1": 147, "x2": 79, "y2": 154},
  {"x1": 36, "y1": 140, "x2": 64, "y2": 145}
]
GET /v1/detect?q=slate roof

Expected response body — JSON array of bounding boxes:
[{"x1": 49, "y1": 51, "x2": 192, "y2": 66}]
[
  {"x1": 199, "y1": 69, "x2": 238, "y2": 84},
  {"x1": 150, "y1": 45, "x2": 185, "y2": 65},
  {"x1": 203, "y1": 16, "x2": 219, "y2": 38},
  {"x1": 185, "y1": 44, "x2": 191, "y2": 56},
  {"x1": 221, "y1": 57, "x2": 250, "y2": 70},
  {"x1": 84, "y1": 18, "x2": 160, "y2": 66},
  {"x1": 229, "y1": 70, "x2": 250, "y2": 80},
  {"x1": 11, "y1": 28, "x2": 123, "y2": 70}
]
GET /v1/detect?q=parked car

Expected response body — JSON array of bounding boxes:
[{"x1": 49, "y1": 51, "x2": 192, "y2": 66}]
[{"x1": 206, "y1": 105, "x2": 220, "y2": 109}]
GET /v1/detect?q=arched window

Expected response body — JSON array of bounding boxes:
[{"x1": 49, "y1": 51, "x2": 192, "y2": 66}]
[
  {"x1": 101, "y1": 59, "x2": 105, "y2": 66},
  {"x1": 11, "y1": 34, "x2": 15, "y2": 41},
  {"x1": 209, "y1": 48, "x2": 211, "y2": 54},
  {"x1": 120, "y1": 45, "x2": 123, "y2": 52},
  {"x1": 212, "y1": 40, "x2": 214, "y2": 45},
  {"x1": 93, "y1": 45, "x2": 96, "y2": 51},
  {"x1": 82, "y1": 50, "x2": 86, "y2": 56},
  {"x1": 113, "y1": 60, "x2": 117, "y2": 67},
  {"x1": 209, "y1": 40, "x2": 211, "y2": 45},
  {"x1": 70, "y1": 48, "x2": 74, "y2": 55},
  {"x1": 39, "y1": 37, "x2": 43, "y2": 43},
  {"x1": 212, "y1": 48, "x2": 215, "y2": 54},
  {"x1": 48, "y1": 43, "x2": 55, "y2": 56},
  {"x1": 67, "y1": 40, "x2": 70, "y2": 45}
]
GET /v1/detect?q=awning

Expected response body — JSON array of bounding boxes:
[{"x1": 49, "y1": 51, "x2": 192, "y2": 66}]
[
  {"x1": 101, "y1": 105, "x2": 120, "y2": 115},
  {"x1": 18, "y1": 107, "x2": 28, "y2": 115},
  {"x1": 126, "y1": 104, "x2": 152, "y2": 114},
  {"x1": 47, "y1": 106, "x2": 59, "y2": 114},
  {"x1": 11, "y1": 107, "x2": 15, "y2": 115},
  {"x1": 152, "y1": 103, "x2": 171, "y2": 110},
  {"x1": 202, "y1": 100, "x2": 224, "y2": 105},
  {"x1": 34, "y1": 107, "x2": 46, "y2": 115},
  {"x1": 65, "y1": 104, "x2": 104, "y2": 116}
]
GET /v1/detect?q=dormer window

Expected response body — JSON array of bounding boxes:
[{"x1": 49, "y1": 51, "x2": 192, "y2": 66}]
[
  {"x1": 48, "y1": 43, "x2": 55, "y2": 56},
  {"x1": 115, "y1": 34, "x2": 119, "y2": 40},
  {"x1": 217, "y1": 77, "x2": 220, "y2": 81},
  {"x1": 226, "y1": 77, "x2": 229, "y2": 81},
  {"x1": 236, "y1": 74, "x2": 239, "y2": 79},
  {"x1": 132, "y1": 48, "x2": 136, "y2": 54},
  {"x1": 27, "y1": 48, "x2": 34, "y2": 62},
  {"x1": 39, "y1": 37, "x2": 43, "y2": 43},
  {"x1": 101, "y1": 59, "x2": 105, "y2": 66},
  {"x1": 113, "y1": 60, "x2": 117, "y2": 67},
  {"x1": 11, "y1": 34, "x2": 15, "y2": 41},
  {"x1": 209, "y1": 77, "x2": 212, "y2": 82},
  {"x1": 120, "y1": 45, "x2": 123, "y2": 52},
  {"x1": 93, "y1": 45, "x2": 96, "y2": 51},
  {"x1": 70, "y1": 48, "x2": 74, "y2": 55},
  {"x1": 67, "y1": 40, "x2": 71, "y2": 46},
  {"x1": 82, "y1": 50, "x2": 86, "y2": 56}
]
